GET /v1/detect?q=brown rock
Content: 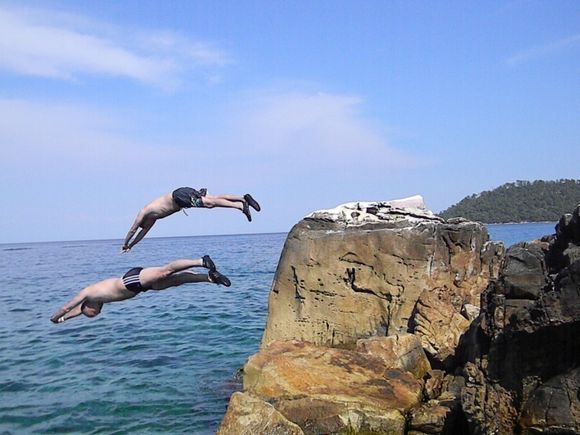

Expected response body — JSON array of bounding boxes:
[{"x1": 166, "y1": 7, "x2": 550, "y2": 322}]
[
  {"x1": 244, "y1": 340, "x2": 422, "y2": 434},
  {"x1": 412, "y1": 286, "x2": 471, "y2": 367},
  {"x1": 424, "y1": 369, "x2": 445, "y2": 400},
  {"x1": 356, "y1": 334, "x2": 431, "y2": 379},
  {"x1": 274, "y1": 397, "x2": 406, "y2": 435},
  {"x1": 461, "y1": 362, "x2": 518, "y2": 434},
  {"x1": 409, "y1": 401, "x2": 459, "y2": 435},
  {"x1": 217, "y1": 392, "x2": 304, "y2": 435},
  {"x1": 262, "y1": 206, "x2": 501, "y2": 348},
  {"x1": 519, "y1": 367, "x2": 580, "y2": 434}
]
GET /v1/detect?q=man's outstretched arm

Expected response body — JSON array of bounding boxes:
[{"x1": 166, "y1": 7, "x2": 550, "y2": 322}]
[
  {"x1": 50, "y1": 290, "x2": 87, "y2": 323},
  {"x1": 52, "y1": 305, "x2": 83, "y2": 323},
  {"x1": 122, "y1": 212, "x2": 145, "y2": 252},
  {"x1": 122, "y1": 219, "x2": 155, "y2": 252}
]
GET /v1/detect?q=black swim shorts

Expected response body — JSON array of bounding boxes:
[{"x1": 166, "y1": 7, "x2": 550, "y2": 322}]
[
  {"x1": 172, "y1": 187, "x2": 207, "y2": 208},
  {"x1": 122, "y1": 267, "x2": 151, "y2": 293}
]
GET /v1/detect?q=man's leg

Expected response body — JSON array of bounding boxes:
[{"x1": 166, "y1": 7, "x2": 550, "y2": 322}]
[
  {"x1": 150, "y1": 271, "x2": 210, "y2": 290},
  {"x1": 202, "y1": 195, "x2": 256, "y2": 222},
  {"x1": 202, "y1": 195, "x2": 244, "y2": 210},
  {"x1": 139, "y1": 258, "x2": 216, "y2": 288}
]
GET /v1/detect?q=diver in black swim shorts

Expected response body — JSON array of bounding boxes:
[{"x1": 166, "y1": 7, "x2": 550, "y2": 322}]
[
  {"x1": 121, "y1": 187, "x2": 261, "y2": 252},
  {"x1": 50, "y1": 256, "x2": 231, "y2": 323}
]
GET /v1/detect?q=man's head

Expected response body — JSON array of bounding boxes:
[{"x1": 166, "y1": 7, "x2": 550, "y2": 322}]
[{"x1": 81, "y1": 300, "x2": 103, "y2": 318}]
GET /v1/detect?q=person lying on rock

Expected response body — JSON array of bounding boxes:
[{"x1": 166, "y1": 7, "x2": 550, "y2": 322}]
[
  {"x1": 50, "y1": 256, "x2": 230, "y2": 323},
  {"x1": 122, "y1": 187, "x2": 261, "y2": 252}
]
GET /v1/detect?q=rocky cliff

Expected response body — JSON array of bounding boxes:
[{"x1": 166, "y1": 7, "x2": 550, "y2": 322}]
[
  {"x1": 262, "y1": 197, "x2": 502, "y2": 367},
  {"x1": 218, "y1": 199, "x2": 580, "y2": 435},
  {"x1": 460, "y1": 206, "x2": 580, "y2": 434}
]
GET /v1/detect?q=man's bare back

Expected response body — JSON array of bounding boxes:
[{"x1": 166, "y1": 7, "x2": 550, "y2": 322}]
[
  {"x1": 141, "y1": 193, "x2": 180, "y2": 220},
  {"x1": 122, "y1": 187, "x2": 261, "y2": 252},
  {"x1": 50, "y1": 256, "x2": 231, "y2": 323}
]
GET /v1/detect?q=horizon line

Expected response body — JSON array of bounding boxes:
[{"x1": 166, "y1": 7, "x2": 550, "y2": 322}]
[{"x1": 0, "y1": 231, "x2": 289, "y2": 246}]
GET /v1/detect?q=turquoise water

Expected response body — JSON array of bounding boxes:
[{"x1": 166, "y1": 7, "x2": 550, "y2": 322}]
[
  {"x1": 0, "y1": 223, "x2": 556, "y2": 434},
  {"x1": 0, "y1": 233, "x2": 286, "y2": 434}
]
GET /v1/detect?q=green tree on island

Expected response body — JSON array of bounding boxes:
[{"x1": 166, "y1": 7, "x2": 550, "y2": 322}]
[{"x1": 439, "y1": 179, "x2": 580, "y2": 223}]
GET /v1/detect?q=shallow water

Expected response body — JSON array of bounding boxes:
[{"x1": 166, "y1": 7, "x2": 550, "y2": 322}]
[{"x1": 0, "y1": 223, "x2": 556, "y2": 434}]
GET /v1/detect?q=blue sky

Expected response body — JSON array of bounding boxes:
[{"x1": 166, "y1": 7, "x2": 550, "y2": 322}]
[{"x1": 1, "y1": 0, "x2": 579, "y2": 243}]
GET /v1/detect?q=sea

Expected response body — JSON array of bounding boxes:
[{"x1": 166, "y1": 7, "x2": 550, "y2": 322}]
[{"x1": 0, "y1": 222, "x2": 557, "y2": 434}]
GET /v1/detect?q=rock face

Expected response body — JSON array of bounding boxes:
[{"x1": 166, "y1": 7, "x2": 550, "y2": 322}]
[
  {"x1": 219, "y1": 200, "x2": 580, "y2": 435},
  {"x1": 356, "y1": 334, "x2": 431, "y2": 379},
  {"x1": 217, "y1": 392, "x2": 304, "y2": 435},
  {"x1": 243, "y1": 340, "x2": 423, "y2": 434},
  {"x1": 262, "y1": 197, "x2": 502, "y2": 349},
  {"x1": 462, "y1": 205, "x2": 580, "y2": 434}
]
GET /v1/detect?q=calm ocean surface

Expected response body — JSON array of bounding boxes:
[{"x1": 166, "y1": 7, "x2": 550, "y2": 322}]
[{"x1": 0, "y1": 222, "x2": 557, "y2": 434}]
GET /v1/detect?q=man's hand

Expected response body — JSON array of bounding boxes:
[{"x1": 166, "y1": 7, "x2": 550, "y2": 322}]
[
  {"x1": 121, "y1": 244, "x2": 131, "y2": 253},
  {"x1": 50, "y1": 310, "x2": 66, "y2": 324}
]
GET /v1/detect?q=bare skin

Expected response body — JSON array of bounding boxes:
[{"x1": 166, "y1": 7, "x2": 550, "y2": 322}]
[
  {"x1": 122, "y1": 190, "x2": 260, "y2": 252},
  {"x1": 50, "y1": 258, "x2": 229, "y2": 323}
]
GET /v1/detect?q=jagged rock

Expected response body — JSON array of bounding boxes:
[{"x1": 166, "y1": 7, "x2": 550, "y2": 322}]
[
  {"x1": 410, "y1": 373, "x2": 467, "y2": 435},
  {"x1": 547, "y1": 204, "x2": 580, "y2": 271},
  {"x1": 274, "y1": 398, "x2": 406, "y2": 435},
  {"x1": 356, "y1": 333, "x2": 431, "y2": 379},
  {"x1": 217, "y1": 392, "x2": 304, "y2": 435},
  {"x1": 465, "y1": 207, "x2": 580, "y2": 433},
  {"x1": 546, "y1": 259, "x2": 580, "y2": 322},
  {"x1": 409, "y1": 402, "x2": 459, "y2": 435},
  {"x1": 262, "y1": 199, "x2": 502, "y2": 348},
  {"x1": 243, "y1": 340, "x2": 422, "y2": 434},
  {"x1": 519, "y1": 367, "x2": 580, "y2": 434},
  {"x1": 461, "y1": 362, "x2": 518, "y2": 434},
  {"x1": 496, "y1": 242, "x2": 549, "y2": 299},
  {"x1": 412, "y1": 286, "x2": 471, "y2": 368},
  {"x1": 424, "y1": 369, "x2": 445, "y2": 400},
  {"x1": 461, "y1": 303, "x2": 480, "y2": 322}
]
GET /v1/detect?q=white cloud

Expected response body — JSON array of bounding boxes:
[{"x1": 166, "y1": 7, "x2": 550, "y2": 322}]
[
  {"x1": 0, "y1": 5, "x2": 231, "y2": 89},
  {"x1": 0, "y1": 98, "x2": 176, "y2": 174},
  {"x1": 222, "y1": 90, "x2": 417, "y2": 171},
  {"x1": 507, "y1": 34, "x2": 580, "y2": 66}
]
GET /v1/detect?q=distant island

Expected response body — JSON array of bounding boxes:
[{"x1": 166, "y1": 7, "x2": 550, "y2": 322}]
[{"x1": 439, "y1": 179, "x2": 580, "y2": 223}]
